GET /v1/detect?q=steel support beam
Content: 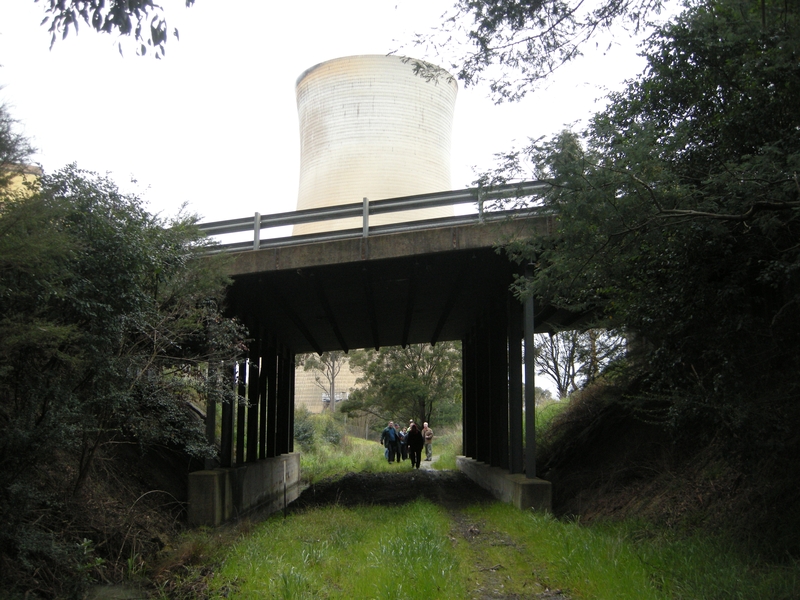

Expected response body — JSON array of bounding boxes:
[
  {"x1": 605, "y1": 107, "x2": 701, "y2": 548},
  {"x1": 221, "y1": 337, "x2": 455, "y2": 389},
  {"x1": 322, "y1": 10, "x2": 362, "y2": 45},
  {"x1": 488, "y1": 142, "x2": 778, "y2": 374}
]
[
  {"x1": 489, "y1": 305, "x2": 509, "y2": 469},
  {"x1": 508, "y1": 295, "x2": 524, "y2": 474},
  {"x1": 258, "y1": 346, "x2": 268, "y2": 460},
  {"x1": 475, "y1": 317, "x2": 491, "y2": 463},
  {"x1": 220, "y1": 363, "x2": 235, "y2": 468},
  {"x1": 276, "y1": 350, "x2": 293, "y2": 454},
  {"x1": 524, "y1": 267, "x2": 537, "y2": 478},
  {"x1": 236, "y1": 359, "x2": 246, "y2": 465},
  {"x1": 266, "y1": 344, "x2": 278, "y2": 458},
  {"x1": 247, "y1": 354, "x2": 260, "y2": 463},
  {"x1": 462, "y1": 332, "x2": 478, "y2": 458}
]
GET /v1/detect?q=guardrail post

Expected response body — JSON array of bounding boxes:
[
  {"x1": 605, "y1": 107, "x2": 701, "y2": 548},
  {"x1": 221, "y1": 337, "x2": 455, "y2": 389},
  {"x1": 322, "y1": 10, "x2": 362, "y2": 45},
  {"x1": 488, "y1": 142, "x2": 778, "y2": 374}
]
[
  {"x1": 362, "y1": 197, "x2": 369, "y2": 238},
  {"x1": 478, "y1": 187, "x2": 485, "y2": 223},
  {"x1": 253, "y1": 212, "x2": 261, "y2": 251}
]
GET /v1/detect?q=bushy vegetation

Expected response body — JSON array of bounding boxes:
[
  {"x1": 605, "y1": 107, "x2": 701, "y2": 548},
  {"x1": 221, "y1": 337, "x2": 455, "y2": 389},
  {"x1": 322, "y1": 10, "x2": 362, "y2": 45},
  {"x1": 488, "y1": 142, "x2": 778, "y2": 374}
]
[
  {"x1": 481, "y1": 0, "x2": 800, "y2": 559},
  {"x1": 536, "y1": 373, "x2": 800, "y2": 561},
  {"x1": 295, "y1": 410, "x2": 403, "y2": 483},
  {"x1": 0, "y1": 142, "x2": 247, "y2": 596}
]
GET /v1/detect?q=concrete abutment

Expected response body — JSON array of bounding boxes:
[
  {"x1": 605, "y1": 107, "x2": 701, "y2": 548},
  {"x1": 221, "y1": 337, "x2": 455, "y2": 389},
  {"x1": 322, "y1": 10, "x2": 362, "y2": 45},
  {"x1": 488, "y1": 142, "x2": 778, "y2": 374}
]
[
  {"x1": 457, "y1": 456, "x2": 552, "y2": 511},
  {"x1": 188, "y1": 453, "x2": 301, "y2": 527}
]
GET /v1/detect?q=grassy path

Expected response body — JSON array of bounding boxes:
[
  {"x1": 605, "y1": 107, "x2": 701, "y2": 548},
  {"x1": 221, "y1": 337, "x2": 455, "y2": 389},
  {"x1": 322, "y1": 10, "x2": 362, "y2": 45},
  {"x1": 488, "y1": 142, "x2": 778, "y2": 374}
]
[
  {"x1": 150, "y1": 435, "x2": 798, "y2": 599},
  {"x1": 154, "y1": 475, "x2": 797, "y2": 599},
  {"x1": 200, "y1": 498, "x2": 569, "y2": 599}
]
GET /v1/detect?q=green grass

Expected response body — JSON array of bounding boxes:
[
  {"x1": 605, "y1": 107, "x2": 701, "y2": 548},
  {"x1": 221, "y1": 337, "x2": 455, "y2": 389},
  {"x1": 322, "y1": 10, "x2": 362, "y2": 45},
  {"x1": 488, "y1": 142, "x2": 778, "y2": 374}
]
[
  {"x1": 536, "y1": 399, "x2": 569, "y2": 431},
  {"x1": 429, "y1": 403, "x2": 567, "y2": 472},
  {"x1": 429, "y1": 425, "x2": 461, "y2": 470},
  {"x1": 467, "y1": 503, "x2": 800, "y2": 600},
  {"x1": 194, "y1": 499, "x2": 798, "y2": 600},
  {"x1": 207, "y1": 500, "x2": 465, "y2": 599},
  {"x1": 300, "y1": 435, "x2": 396, "y2": 484},
  {"x1": 152, "y1": 424, "x2": 799, "y2": 599}
]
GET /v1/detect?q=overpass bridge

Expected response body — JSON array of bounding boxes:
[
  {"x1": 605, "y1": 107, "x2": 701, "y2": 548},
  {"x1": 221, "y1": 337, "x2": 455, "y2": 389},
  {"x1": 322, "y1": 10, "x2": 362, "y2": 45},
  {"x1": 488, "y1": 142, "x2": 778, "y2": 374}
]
[{"x1": 188, "y1": 181, "x2": 587, "y2": 525}]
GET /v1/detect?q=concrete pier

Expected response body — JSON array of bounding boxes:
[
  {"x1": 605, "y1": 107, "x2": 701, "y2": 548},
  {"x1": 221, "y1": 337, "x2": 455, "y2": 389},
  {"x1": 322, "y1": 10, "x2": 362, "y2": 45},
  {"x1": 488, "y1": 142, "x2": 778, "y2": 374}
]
[
  {"x1": 457, "y1": 456, "x2": 552, "y2": 511},
  {"x1": 188, "y1": 453, "x2": 301, "y2": 526}
]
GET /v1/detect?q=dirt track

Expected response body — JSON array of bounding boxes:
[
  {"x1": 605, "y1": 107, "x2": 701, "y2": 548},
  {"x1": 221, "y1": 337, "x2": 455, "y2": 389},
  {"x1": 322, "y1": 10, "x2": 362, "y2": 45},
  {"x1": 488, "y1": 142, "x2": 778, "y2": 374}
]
[
  {"x1": 288, "y1": 467, "x2": 498, "y2": 512},
  {"x1": 287, "y1": 466, "x2": 571, "y2": 599}
]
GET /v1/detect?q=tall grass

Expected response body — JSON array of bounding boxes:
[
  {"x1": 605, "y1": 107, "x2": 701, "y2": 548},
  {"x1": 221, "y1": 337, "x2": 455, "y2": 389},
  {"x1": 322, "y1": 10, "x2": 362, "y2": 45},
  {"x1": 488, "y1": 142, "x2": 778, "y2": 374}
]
[
  {"x1": 207, "y1": 499, "x2": 465, "y2": 599},
  {"x1": 463, "y1": 503, "x2": 799, "y2": 600},
  {"x1": 430, "y1": 401, "x2": 567, "y2": 472},
  {"x1": 195, "y1": 499, "x2": 798, "y2": 600},
  {"x1": 300, "y1": 435, "x2": 396, "y2": 484},
  {"x1": 536, "y1": 399, "x2": 569, "y2": 431},
  {"x1": 429, "y1": 424, "x2": 461, "y2": 470},
  {"x1": 152, "y1": 413, "x2": 799, "y2": 599}
]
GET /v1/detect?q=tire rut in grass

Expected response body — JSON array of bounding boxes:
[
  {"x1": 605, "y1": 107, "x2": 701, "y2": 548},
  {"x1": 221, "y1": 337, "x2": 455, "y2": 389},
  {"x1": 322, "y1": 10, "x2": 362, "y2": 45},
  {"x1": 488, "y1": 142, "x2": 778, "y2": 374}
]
[{"x1": 288, "y1": 470, "x2": 571, "y2": 599}]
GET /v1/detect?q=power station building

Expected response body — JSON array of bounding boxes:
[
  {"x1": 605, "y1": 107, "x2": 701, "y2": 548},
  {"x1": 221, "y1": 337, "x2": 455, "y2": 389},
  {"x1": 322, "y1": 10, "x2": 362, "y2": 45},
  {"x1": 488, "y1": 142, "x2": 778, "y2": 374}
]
[{"x1": 292, "y1": 54, "x2": 459, "y2": 412}]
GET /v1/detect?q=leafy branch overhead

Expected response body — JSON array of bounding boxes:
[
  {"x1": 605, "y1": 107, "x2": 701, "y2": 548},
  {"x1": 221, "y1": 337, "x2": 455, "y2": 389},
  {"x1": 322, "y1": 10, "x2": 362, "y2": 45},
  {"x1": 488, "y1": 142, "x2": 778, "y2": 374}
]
[
  {"x1": 35, "y1": 0, "x2": 196, "y2": 57},
  {"x1": 490, "y1": 0, "x2": 800, "y2": 450},
  {"x1": 416, "y1": 0, "x2": 665, "y2": 100}
]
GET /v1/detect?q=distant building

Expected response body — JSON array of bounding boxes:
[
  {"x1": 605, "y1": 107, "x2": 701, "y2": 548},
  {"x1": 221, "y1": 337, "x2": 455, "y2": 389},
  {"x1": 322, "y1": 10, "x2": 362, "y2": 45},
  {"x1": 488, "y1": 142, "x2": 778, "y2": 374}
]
[
  {"x1": 291, "y1": 55, "x2": 457, "y2": 408},
  {"x1": 0, "y1": 164, "x2": 42, "y2": 208},
  {"x1": 294, "y1": 357, "x2": 361, "y2": 414},
  {"x1": 294, "y1": 54, "x2": 457, "y2": 235}
]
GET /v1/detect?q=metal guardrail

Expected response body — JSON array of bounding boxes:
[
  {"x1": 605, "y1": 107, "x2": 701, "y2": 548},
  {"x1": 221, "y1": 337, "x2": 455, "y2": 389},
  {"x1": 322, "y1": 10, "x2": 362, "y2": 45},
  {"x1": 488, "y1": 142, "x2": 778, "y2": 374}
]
[{"x1": 197, "y1": 180, "x2": 550, "y2": 252}]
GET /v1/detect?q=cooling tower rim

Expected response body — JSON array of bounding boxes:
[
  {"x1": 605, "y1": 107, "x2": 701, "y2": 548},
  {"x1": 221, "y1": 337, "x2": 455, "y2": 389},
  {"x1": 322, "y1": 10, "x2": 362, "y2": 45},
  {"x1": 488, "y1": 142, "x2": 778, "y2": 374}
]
[{"x1": 295, "y1": 54, "x2": 458, "y2": 90}]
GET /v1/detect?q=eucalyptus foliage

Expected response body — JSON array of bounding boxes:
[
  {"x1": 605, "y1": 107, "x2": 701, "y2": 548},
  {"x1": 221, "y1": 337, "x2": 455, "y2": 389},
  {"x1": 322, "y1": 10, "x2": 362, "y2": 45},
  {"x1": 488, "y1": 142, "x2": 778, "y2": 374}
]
[
  {"x1": 298, "y1": 350, "x2": 348, "y2": 413},
  {"x1": 0, "y1": 102, "x2": 36, "y2": 194},
  {"x1": 0, "y1": 163, "x2": 246, "y2": 595},
  {"x1": 342, "y1": 342, "x2": 462, "y2": 427},
  {"x1": 490, "y1": 0, "x2": 800, "y2": 451},
  {"x1": 418, "y1": 0, "x2": 667, "y2": 100},
  {"x1": 535, "y1": 329, "x2": 626, "y2": 398},
  {"x1": 34, "y1": 0, "x2": 195, "y2": 57}
]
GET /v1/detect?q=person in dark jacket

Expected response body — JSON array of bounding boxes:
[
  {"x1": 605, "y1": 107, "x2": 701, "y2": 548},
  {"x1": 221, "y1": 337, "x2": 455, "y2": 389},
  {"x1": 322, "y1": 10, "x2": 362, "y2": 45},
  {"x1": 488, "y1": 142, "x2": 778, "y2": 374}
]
[
  {"x1": 398, "y1": 427, "x2": 408, "y2": 461},
  {"x1": 379, "y1": 421, "x2": 399, "y2": 463},
  {"x1": 406, "y1": 423, "x2": 424, "y2": 469}
]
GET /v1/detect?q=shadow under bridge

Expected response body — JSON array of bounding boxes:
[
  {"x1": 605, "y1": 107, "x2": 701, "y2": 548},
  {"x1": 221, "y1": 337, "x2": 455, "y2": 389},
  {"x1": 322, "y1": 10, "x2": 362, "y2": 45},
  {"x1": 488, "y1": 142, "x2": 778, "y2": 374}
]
[{"x1": 189, "y1": 183, "x2": 588, "y2": 525}]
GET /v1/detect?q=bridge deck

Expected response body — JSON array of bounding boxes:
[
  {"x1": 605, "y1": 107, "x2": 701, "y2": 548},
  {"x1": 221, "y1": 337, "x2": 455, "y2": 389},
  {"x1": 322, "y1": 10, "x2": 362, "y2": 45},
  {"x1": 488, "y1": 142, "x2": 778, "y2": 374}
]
[{"x1": 224, "y1": 214, "x2": 583, "y2": 355}]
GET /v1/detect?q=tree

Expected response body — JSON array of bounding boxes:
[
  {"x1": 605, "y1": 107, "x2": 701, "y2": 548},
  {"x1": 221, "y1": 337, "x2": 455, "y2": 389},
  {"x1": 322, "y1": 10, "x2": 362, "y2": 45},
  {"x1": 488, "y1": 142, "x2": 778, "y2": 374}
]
[
  {"x1": 33, "y1": 0, "x2": 196, "y2": 57},
  {"x1": 0, "y1": 162, "x2": 247, "y2": 593},
  {"x1": 533, "y1": 329, "x2": 626, "y2": 398},
  {"x1": 534, "y1": 386, "x2": 554, "y2": 406},
  {"x1": 298, "y1": 351, "x2": 348, "y2": 413},
  {"x1": 417, "y1": 0, "x2": 667, "y2": 101},
  {"x1": 341, "y1": 342, "x2": 462, "y2": 427},
  {"x1": 534, "y1": 331, "x2": 581, "y2": 399},
  {"x1": 491, "y1": 0, "x2": 800, "y2": 450}
]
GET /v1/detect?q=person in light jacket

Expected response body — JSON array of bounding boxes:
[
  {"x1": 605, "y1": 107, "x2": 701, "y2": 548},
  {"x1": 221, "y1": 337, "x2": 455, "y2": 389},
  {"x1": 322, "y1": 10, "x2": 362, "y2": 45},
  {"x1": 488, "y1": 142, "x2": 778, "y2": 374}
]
[{"x1": 422, "y1": 422, "x2": 434, "y2": 461}]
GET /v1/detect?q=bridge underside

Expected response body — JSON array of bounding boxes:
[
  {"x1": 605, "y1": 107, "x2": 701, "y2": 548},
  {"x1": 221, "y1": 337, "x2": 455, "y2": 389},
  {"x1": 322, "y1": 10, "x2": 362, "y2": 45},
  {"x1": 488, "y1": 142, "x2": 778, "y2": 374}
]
[
  {"x1": 189, "y1": 217, "x2": 588, "y2": 523},
  {"x1": 225, "y1": 216, "x2": 583, "y2": 352}
]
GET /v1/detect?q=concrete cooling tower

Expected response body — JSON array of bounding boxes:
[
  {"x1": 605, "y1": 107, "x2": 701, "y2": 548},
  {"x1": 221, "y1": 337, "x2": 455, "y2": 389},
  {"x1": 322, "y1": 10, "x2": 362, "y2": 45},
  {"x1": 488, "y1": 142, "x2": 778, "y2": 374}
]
[{"x1": 294, "y1": 54, "x2": 458, "y2": 235}]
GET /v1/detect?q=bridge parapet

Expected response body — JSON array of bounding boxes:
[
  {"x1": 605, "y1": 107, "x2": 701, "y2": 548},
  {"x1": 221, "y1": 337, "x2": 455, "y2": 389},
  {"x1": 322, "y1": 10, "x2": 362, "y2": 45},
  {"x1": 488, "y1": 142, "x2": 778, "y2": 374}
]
[{"x1": 198, "y1": 180, "x2": 552, "y2": 253}]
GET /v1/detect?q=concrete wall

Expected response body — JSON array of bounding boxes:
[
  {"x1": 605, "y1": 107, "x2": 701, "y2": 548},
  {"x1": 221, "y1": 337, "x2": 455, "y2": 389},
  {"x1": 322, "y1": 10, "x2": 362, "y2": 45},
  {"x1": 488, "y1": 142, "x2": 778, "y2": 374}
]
[
  {"x1": 188, "y1": 453, "x2": 302, "y2": 526},
  {"x1": 457, "y1": 456, "x2": 552, "y2": 512}
]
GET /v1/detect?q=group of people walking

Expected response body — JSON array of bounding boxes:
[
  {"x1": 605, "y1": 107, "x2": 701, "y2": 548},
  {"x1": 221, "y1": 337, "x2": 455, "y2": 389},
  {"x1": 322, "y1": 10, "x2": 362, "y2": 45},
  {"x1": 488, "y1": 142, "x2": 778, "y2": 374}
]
[{"x1": 379, "y1": 420, "x2": 434, "y2": 469}]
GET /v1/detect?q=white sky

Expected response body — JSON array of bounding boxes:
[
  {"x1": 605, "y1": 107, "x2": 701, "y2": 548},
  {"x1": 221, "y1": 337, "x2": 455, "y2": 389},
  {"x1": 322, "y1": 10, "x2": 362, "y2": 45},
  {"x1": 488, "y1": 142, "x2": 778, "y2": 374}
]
[
  {"x1": 0, "y1": 0, "x2": 656, "y2": 226},
  {"x1": 1, "y1": 0, "x2": 668, "y2": 396}
]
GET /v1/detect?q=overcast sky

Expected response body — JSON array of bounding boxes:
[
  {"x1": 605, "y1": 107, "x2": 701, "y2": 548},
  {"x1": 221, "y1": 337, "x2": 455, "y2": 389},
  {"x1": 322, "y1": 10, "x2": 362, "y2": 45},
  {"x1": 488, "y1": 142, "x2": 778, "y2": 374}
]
[{"x1": 0, "y1": 0, "x2": 657, "y2": 227}]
